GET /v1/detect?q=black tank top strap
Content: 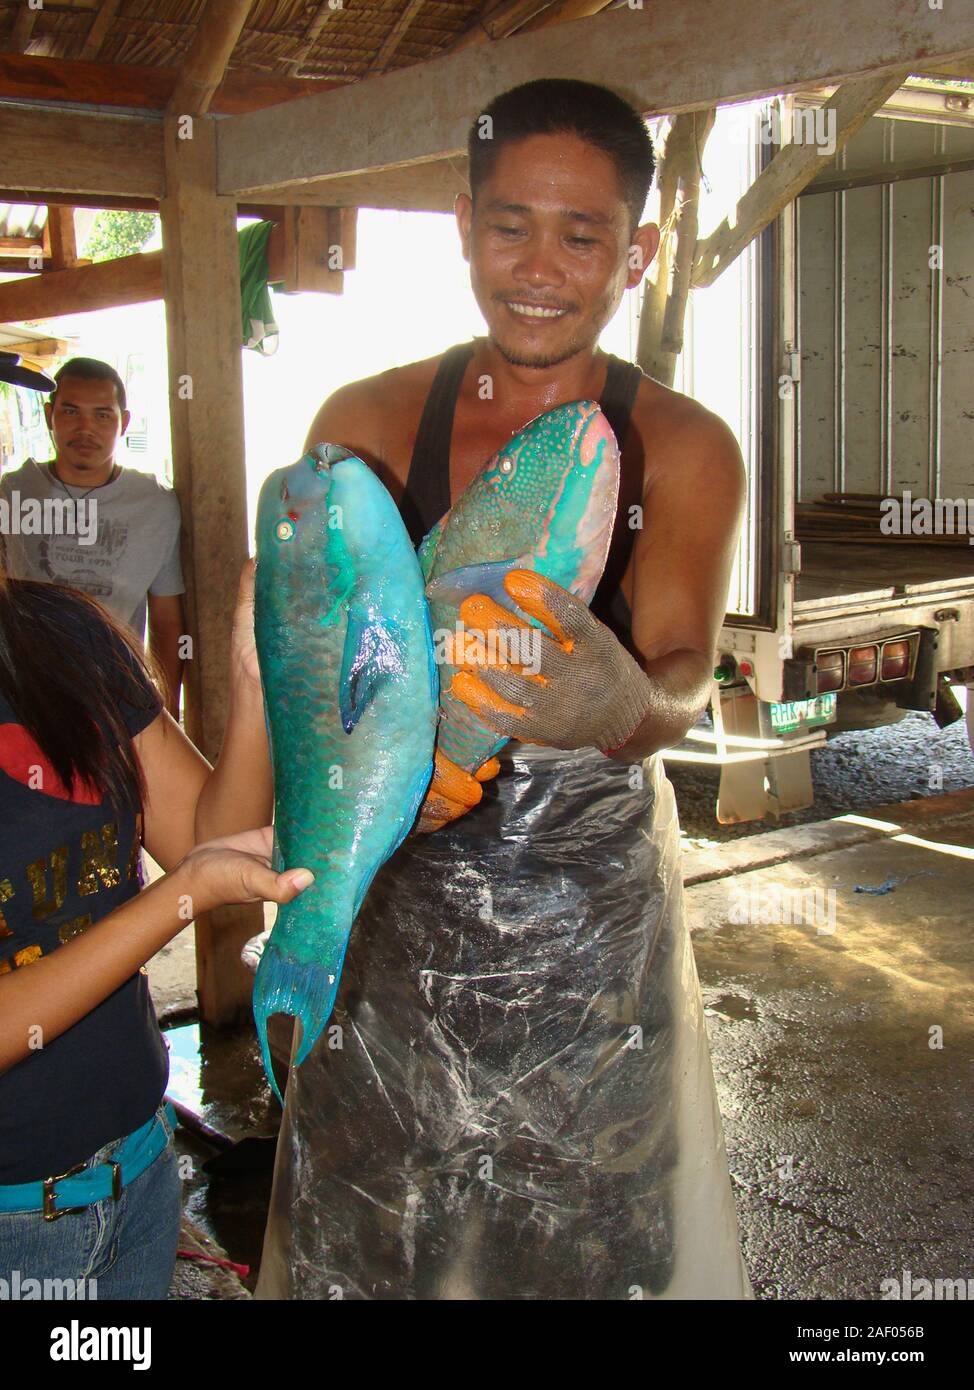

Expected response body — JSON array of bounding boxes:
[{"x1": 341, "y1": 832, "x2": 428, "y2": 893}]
[
  {"x1": 401, "y1": 342, "x2": 475, "y2": 546},
  {"x1": 402, "y1": 342, "x2": 644, "y2": 649},
  {"x1": 589, "y1": 353, "x2": 645, "y2": 651},
  {"x1": 599, "y1": 352, "x2": 643, "y2": 453}
]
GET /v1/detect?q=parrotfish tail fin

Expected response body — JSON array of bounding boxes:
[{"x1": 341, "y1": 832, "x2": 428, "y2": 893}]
[
  {"x1": 438, "y1": 687, "x2": 511, "y2": 773},
  {"x1": 426, "y1": 556, "x2": 534, "y2": 607},
  {"x1": 252, "y1": 935, "x2": 350, "y2": 1101}
]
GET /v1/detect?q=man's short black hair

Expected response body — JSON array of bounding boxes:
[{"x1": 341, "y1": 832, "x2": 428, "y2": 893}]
[
  {"x1": 51, "y1": 357, "x2": 126, "y2": 413},
  {"x1": 467, "y1": 79, "x2": 655, "y2": 233}
]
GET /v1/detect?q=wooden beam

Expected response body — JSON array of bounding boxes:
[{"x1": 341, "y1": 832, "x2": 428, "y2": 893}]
[
  {"x1": 277, "y1": 206, "x2": 342, "y2": 292},
  {"x1": 519, "y1": 0, "x2": 612, "y2": 32},
  {"x1": 449, "y1": 0, "x2": 554, "y2": 52},
  {"x1": 692, "y1": 69, "x2": 909, "y2": 288},
  {"x1": 0, "y1": 52, "x2": 343, "y2": 114},
  {"x1": 0, "y1": 251, "x2": 162, "y2": 321},
  {"x1": 1, "y1": 337, "x2": 65, "y2": 360},
  {"x1": 80, "y1": 0, "x2": 121, "y2": 60},
  {"x1": 0, "y1": 237, "x2": 41, "y2": 254},
  {"x1": 287, "y1": 0, "x2": 343, "y2": 75},
  {"x1": 368, "y1": 0, "x2": 429, "y2": 74},
  {"x1": 0, "y1": 210, "x2": 344, "y2": 322},
  {"x1": 0, "y1": 256, "x2": 52, "y2": 273},
  {"x1": 11, "y1": 6, "x2": 39, "y2": 54},
  {"x1": 46, "y1": 206, "x2": 79, "y2": 269},
  {"x1": 159, "y1": 113, "x2": 260, "y2": 1024},
  {"x1": 0, "y1": 189, "x2": 304, "y2": 221},
  {"x1": 216, "y1": 0, "x2": 974, "y2": 196},
  {"x1": 168, "y1": 0, "x2": 254, "y2": 118},
  {"x1": 0, "y1": 105, "x2": 163, "y2": 199},
  {"x1": 236, "y1": 157, "x2": 470, "y2": 211},
  {"x1": 335, "y1": 207, "x2": 356, "y2": 270},
  {"x1": 921, "y1": 58, "x2": 974, "y2": 83},
  {"x1": 0, "y1": 188, "x2": 156, "y2": 213}
]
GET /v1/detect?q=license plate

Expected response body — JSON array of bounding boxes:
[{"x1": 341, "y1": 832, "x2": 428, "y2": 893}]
[{"x1": 769, "y1": 693, "x2": 837, "y2": 734}]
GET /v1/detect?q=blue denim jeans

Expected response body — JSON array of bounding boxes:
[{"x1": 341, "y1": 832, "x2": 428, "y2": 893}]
[{"x1": 0, "y1": 1104, "x2": 181, "y2": 1301}]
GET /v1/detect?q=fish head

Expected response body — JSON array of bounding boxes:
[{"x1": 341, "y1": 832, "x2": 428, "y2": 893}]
[
  {"x1": 255, "y1": 445, "x2": 348, "y2": 580},
  {"x1": 448, "y1": 400, "x2": 620, "y2": 599},
  {"x1": 256, "y1": 444, "x2": 425, "y2": 628}
]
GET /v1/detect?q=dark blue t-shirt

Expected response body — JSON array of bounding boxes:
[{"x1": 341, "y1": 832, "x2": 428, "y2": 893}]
[{"x1": 0, "y1": 592, "x2": 169, "y2": 1183}]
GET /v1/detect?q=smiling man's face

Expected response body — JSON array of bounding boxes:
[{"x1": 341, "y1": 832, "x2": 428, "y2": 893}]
[{"x1": 457, "y1": 132, "x2": 658, "y2": 370}]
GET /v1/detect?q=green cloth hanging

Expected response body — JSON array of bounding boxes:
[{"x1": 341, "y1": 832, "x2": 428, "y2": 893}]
[{"x1": 239, "y1": 220, "x2": 280, "y2": 355}]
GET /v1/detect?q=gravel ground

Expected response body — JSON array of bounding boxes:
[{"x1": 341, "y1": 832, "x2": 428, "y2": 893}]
[{"x1": 668, "y1": 708, "x2": 974, "y2": 842}]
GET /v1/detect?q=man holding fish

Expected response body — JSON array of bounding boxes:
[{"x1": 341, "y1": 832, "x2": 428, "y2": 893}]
[{"x1": 257, "y1": 78, "x2": 750, "y2": 1300}]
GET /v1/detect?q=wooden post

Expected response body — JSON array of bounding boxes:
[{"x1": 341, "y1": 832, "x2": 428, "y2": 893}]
[
  {"x1": 159, "y1": 112, "x2": 261, "y2": 1025},
  {"x1": 281, "y1": 206, "x2": 343, "y2": 293},
  {"x1": 46, "y1": 207, "x2": 80, "y2": 269},
  {"x1": 637, "y1": 109, "x2": 715, "y2": 386}
]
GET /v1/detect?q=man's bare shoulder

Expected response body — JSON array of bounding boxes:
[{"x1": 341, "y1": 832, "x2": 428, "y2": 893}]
[
  {"x1": 305, "y1": 354, "x2": 443, "y2": 466},
  {"x1": 632, "y1": 374, "x2": 745, "y2": 496}
]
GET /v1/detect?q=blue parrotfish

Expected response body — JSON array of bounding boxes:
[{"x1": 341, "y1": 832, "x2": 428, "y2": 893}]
[
  {"x1": 253, "y1": 445, "x2": 437, "y2": 1095},
  {"x1": 419, "y1": 400, "x2": 621, "y2": 773}
]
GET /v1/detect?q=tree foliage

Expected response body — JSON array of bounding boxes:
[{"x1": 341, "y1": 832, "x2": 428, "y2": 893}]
[{"x1": 82, "y1": 210, "x2": 158, "y2": 263}]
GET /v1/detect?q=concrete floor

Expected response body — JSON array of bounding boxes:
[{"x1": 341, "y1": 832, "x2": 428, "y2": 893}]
[
  {"x1": 686, "y1": 789, "x2": 974, "y2": 1300},
  {"x1": 148, "y1": 787, "x2": 974, "y2": 1300}
]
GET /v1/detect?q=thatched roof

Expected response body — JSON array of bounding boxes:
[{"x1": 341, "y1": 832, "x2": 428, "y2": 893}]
[{"x1": 0, "y1": 0, "x2": 486, "y2": 81}]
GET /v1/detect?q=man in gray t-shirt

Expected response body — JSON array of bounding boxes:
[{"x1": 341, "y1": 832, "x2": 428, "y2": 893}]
[{"x1": 0, "y1": 357, "x2": 185, "y2": 714}]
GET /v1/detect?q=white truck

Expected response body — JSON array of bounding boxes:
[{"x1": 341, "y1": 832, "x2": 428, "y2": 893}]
[{"x1": 663, "y1": 83, "x2": 974, "y2": 823}]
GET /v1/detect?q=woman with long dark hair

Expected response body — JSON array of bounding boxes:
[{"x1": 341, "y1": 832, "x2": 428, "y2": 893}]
[{"x1": 0, "y1": 560, "x2": 310, "y2": 1298}]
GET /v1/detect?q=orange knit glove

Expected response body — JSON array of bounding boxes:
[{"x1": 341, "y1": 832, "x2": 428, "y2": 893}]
[{"x1": 414, "y1": 748, "x2": 502, "y2": 835}]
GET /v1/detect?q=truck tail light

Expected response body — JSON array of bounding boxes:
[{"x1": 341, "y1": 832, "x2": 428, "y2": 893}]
[
  {"x1": 848, "y1": 644, "x2": 878, "y2": 686},
  {"x1": 881, "y1": 638, "x2": 912, "y2": 681},
  {"x1": 816, "y1": 650, "x2": 845, "y2": 693}
]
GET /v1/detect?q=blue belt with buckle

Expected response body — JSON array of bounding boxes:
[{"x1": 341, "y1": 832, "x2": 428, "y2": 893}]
[{"x1": 0, "y1": 1102, "x2": 177, "y2": 1221}]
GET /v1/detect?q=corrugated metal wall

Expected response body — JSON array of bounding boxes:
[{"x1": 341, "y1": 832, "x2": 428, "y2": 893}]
[{"x1": 797, "y1": 114, "x2": 974, "y2": 502}]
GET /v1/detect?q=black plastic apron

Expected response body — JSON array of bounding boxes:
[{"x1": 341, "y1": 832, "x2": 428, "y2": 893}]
[{"x1": 255, "y1": 344, "x2": 750, "y2": 1299}]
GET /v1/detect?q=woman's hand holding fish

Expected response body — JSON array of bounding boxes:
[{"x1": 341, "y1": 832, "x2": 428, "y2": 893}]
[
  {"x1": 177, "y1": 826, "x2": 314, "y2": 916},
  {"x1": 450, "y1": 570, "x2": 657, "y2": 755}
]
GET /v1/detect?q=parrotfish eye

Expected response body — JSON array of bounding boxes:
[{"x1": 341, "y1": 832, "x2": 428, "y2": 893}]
[
  {"x1": 276, "y1": 518, "x2": 295, "y2": 542},
  {"x1": 498, "y1": 455, "x2": 516, "y2": 476}
]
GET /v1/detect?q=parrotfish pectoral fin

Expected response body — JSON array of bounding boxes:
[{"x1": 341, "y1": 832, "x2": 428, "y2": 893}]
[
  {"x1": 426, "y1": 557, "x2": 534, "y2": 607},
  {"x1": 339, "y1": 614, "x2": 405, "y2": 733},
  {"x1": 252, "y1": 936, "x2": 350, "y2": 1102}
]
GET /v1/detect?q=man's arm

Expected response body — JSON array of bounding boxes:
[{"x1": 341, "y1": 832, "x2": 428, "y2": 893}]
[
  {"x1": 612, "y1": 409, "x2": 746, "y2": 760},
  {"x1": 147, "y1": 591, "x2": 186, "y2": 717}
]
